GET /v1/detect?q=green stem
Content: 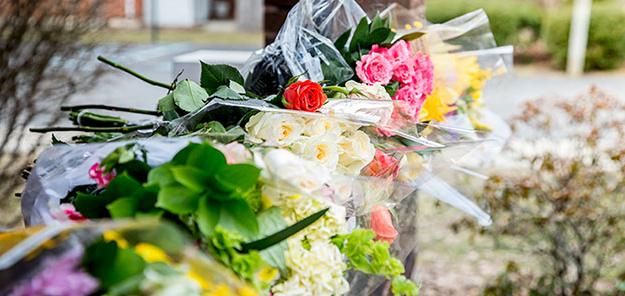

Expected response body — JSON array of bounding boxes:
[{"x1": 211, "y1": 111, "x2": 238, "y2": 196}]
[
  {"x1": 323, "y1": 85, "x2": 352, "y2": 96},
  {"x1": 29, "y1": 124, "x2": 156, "y2": 134},
  {"x1": 62, "y1": 104, "x2": 161, "y2": 116},
  {"x1": 97, "y1": 56, "x2": 173, "y2": 90}
]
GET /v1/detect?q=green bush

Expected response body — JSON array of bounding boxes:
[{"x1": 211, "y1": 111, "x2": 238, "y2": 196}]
[
  {"x1": 425, "y1": 0, "x2": 542, "y2": 46},
  {"x1": 543, "y1": 3, "x2": 625, "y2": 70}
]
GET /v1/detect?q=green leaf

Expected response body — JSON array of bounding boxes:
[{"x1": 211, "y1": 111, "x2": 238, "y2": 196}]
[
  {"x1": 74, "y1": 192, "x2": 110, "y2": 218},
  {"x1": 254, "y1": 207, "x2": 288, "y2": 272},
  {"x1": 350, "y1": 17, "x2": 370, "y2": 51},
  {"x1": 212, "y1": 85, "x2": 243, "y2": 100},
  {"x1": 83, "y1": 241, "x2": 146, "y2": 289},
  {"x1": 171, "y1": 166, "x2": 211, "y2": 192},
  {"x1": 171, "y1": 143, "x2": 200, "y2": 165},
  {"x1": 185, "y1": 143, "x2": 227, "y2": 174},
  {"x1": 102, "y1": 174, "x2": 143, "y2": 201},
  {"x1": 369, "y1": 28, "x2": 392, "y2": 45},
  {"x1": 370, "y1": 14, "x2": 386, "y2": 32},
  {"x1": 229, "y1": 80, "x2": 246, "y2": 94},
  {"x1": 219, "y1": 199, "x2": 258, "y2": 239},
  {"x1": 156, "y1": 185, "x2": 200, "y2": 214},
  {"x1": 395, "y1": 31, "x2": 425, "y2": 43},
  {"x1": 147, "y1": 164, "x2": 176, "y2": 187},
  {"x1": 200, "y1": 62, "x2": 244, "y2": 94},
  {"x1": 157, "y1": 93, "x2": 179, "y2": 121},
  {"x1": 214, "y1": 164, "x2": 260, "y2": 193},
  {"x1": 133, "y1": 185, "x2": 159, "y2": 212},
  {"x1": 241, "y1": 208, "x2": 329, "y2": 252},
  {"x1": 173, "y1": 80, "x2": 209, "y2": 112},
  {"x1": 334, "y1": 29, "x2": 351, "y2": 51},
  {"x1": 196, "y1": 196, "x2": 220, "y2": 236},
  {"x1": 107, "y1": 197, "x2": 138, "y2": 218}
]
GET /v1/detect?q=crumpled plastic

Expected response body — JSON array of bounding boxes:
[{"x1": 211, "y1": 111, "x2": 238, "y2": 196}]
[{"x1": 0, "y1": 219, "x2": 251, "y2": 296}]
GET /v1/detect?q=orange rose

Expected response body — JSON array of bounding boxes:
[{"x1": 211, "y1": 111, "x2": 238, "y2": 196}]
[
  {"x1": 370, "y1": 205, "x2": 398, "y2": 244},
  {"x1": 282, "y1": 80, "x2": 327, "y2": 112}
]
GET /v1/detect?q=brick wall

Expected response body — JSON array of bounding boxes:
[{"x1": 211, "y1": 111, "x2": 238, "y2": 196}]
[{"x1": 101, "y1": 0, "x2": 143, "y2": 19}]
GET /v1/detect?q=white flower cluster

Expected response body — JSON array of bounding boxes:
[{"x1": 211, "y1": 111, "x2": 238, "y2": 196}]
[
  {"x1": 256, "y1": 149, "x2": 351, "y2": 296},
  {"x1": 246, "y1": 112, "x2": 376, "y2": 176},
  {"x1": 271, "y1": 240, "x2": 349, "y2": 296}
]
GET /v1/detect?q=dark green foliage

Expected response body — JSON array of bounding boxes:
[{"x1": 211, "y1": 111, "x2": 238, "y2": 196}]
[
  {"x1": 426, "y1": 0, "x2": 542, "y2": 46},
  {"x1": 543, "y1": 3, "x2": 625, "y2": 70}
]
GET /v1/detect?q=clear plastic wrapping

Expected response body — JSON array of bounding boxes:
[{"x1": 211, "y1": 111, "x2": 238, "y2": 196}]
[
  {"x1": 0, "y1": 220, "x2": 252, "y2": 296},
  {"x1": 243, "y1": 0, "x2": 366, "y2": 96}
]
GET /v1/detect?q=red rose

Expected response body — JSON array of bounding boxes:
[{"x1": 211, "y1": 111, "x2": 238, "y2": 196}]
[{"x1": 282, "y1": 80, "x2": 327, "y2": 112}]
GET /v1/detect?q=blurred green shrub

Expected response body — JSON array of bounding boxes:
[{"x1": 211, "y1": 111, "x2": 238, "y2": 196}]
[
  {"x1": 425, "y1": 0, "x2": 542, "y2": 46},
  {"x1": 543, "y1": 3, "x2": 625, "y2": 70},
  {"x1": 453, "y1": 89, "x2": 625, "y2": 295}
]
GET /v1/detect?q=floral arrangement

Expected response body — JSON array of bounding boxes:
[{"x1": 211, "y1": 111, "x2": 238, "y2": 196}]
[
  {"x1": 1, "y1": 221, "x2": 256, "y2": 296},
  {"x1": 16, "y1": 1, "x2": 511, "y2": 295},
  {"x1": 36, "y1": 140, "x2": 418, "y2": 296}
]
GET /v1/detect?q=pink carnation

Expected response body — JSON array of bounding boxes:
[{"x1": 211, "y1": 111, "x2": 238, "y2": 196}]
[
  {"x1": 392, "y1": 84, "x2": 427, "y2": 121},
  {"x1": 412, "y1": 52, "x2": 434, "y2": 95},
  {"x1": 356, "y1": 51, "x2": 393, "y2": 85},
  {"x1": 88, "y1": 163, "x2": 115, "y2": 188},
  {"x1": 386, "y1": 40, "x2": 413, "y2": 64},
  {"x1": 53, "y1": 204, "x2": 87, "y2": 222}
]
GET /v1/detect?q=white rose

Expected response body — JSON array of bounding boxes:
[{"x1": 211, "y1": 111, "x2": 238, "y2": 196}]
[
  {"x1": 302, "y1": 116, "x2": 342, "y2": 137},
  {"x1": 337, "y1": 130, "x2": 376, "y2": 176},
  {"x1": 259, "y1": 149, "x2": 331, "y2": 195},
  {"x1": 245, "y1": 112, "x2": 304, "y2": 146},
  {"x1": 345, "y1": 80, "x2": 391, "y2": 100},
  {"x1": 398, "y1": 152, "x2": 425, "y2": 182},
  {"x1": 291, "y1": 135, "x2": 340, "y2": 171}
]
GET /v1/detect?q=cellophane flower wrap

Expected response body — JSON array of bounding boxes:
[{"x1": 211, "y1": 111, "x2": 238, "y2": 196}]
[
  {"x1": 17, "y1": 0, "x2": 513, "y2": 295},
  {"x1": 0, "y1": 220, "x2": 254, "y2": 296}
]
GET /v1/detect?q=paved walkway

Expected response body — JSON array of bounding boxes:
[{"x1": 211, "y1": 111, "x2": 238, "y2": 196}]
[{"x1": 483, "y1": 67, "x2": 625, "y2": 119}]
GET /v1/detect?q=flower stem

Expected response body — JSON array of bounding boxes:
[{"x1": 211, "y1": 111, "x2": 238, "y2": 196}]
[
  {"x1": 323, "y1": 85, "x2": 351, "y2": 95},
  {"x1": 61, "y1": 104, "x2": 161, "y2": 116},
  {"x1": 97, "y1": 56, "x2": 174, "y2": 90},
  {"x1": 29, "y1": 124, "x2": 156, "y2": 134}
]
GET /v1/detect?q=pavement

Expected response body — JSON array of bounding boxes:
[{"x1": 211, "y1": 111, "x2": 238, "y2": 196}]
[{"x1": 483, "y1": 66, "x2": 625, "y2": 119}]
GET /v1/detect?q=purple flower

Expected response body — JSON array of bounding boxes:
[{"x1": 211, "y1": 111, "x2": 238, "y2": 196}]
[{"x1": 10, "y1": 248, "x2": 99, "y2": 296}]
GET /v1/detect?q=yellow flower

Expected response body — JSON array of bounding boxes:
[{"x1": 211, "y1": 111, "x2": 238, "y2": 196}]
[
  {"x1": 419, "y1": 87, "x2": 457, "y2": 122},
  {"x1": 237, "y1": 287, "x2": 258, "y2": 296},
  {"x1": 187, "y1": 270, "x2": 213, "y2": 290},
  {"x1": 210, "y1": 284, "x2": 235, "y2": 296},
  {"x1": 257, "y1": 267, "x2": 279, "y2": 283},
  {"x1": 103, "y1": 230, "x2": 128, "y2": 248},
  {"x1": 134, "y1": 243, "x2": 170, "y2": 263}
]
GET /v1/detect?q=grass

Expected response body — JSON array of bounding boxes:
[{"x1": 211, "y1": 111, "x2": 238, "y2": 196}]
[{"x1": 86, "y1": 29, "x2": 264, "y2": 46}]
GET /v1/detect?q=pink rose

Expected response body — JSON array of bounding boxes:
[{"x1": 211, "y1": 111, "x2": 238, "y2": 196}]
[
  {"x1": 387, "y1": 40, "x2": 412, "y2": 64},
  {"x1": 369, "y1": 44, "x2": 389, "y2": 55},
  {"x1": 356, "y1": 51, "x2": 393, "y2": 85},
  {"x1": 370, "y1": 205, "x2": 398, "y2": 244},
  {"x1": 392, "y1": 58, "x2": 417, "y2": 85},
  {"x1": 88, "y1": 163, "x2": 115, "y2": 188},
  {"x1": 392, "y1": 84, "x2": 427, "y2": 121}
]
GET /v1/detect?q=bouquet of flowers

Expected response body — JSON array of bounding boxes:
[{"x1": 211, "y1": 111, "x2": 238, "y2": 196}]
[
  {"x1": 0, "y1": 220, "x2": 253, "y2": 296},
  {"x1": 18, "y1": 0, "x2": 512, "y2": 295}
]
